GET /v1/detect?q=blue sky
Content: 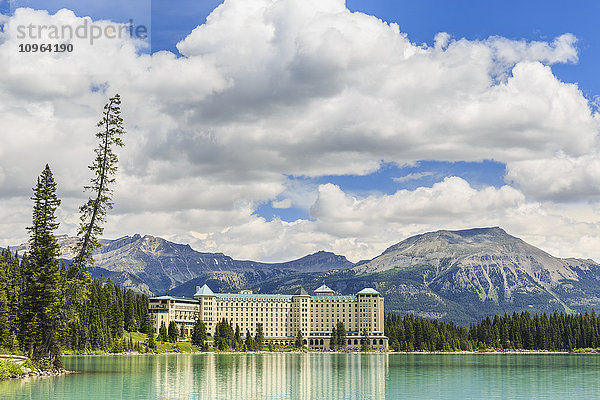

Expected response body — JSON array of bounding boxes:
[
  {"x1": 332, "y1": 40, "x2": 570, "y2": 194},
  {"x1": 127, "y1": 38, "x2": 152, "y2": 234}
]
[{"x1": 1, "y1": 0, "x2": 600, "y2": 262}]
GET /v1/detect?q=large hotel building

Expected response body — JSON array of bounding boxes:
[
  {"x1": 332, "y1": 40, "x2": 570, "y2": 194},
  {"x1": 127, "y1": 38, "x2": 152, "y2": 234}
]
[{"x1": 149, "y1": 284, "x2": 388, "y2": 350}]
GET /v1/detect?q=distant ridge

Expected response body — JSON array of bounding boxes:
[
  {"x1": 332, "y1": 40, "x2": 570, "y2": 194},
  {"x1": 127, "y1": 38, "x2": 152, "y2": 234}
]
[
  {"x1": 248, "y1": 227, "x2": 600, "y2": 324},
  {"x1": 8, "y1": 227, "x2": 600, "y2": 323},
  {"x1": 11, "y1": 234, "x2": 353, "y2": 296}
]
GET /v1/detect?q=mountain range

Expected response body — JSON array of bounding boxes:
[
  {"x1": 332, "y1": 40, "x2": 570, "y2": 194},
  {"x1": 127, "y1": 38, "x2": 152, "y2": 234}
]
[
  {"x1": 9, "y1": 227, "x2": 600, "y2": 324},
  {"x1": 11, "y1": 234, "x2": 353, "y2": 296}
]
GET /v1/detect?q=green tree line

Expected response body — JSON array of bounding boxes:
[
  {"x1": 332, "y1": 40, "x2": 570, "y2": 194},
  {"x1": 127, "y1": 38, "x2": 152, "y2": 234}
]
[
  {"x1": 386, "y1": 310, "x2": 600, "y2": 352},
  {"x1": 0, "y1": 248, "x2": 151, "y2": 355}
]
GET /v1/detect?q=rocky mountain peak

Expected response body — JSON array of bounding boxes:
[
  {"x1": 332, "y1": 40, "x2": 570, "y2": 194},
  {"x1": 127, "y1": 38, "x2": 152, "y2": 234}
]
[{"x1": 382, "y1": 227, "x2": 514, "y2": 255}]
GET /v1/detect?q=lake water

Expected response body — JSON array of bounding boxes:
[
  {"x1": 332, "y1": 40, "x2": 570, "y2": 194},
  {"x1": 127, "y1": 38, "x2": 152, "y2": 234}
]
[{"x1": 2, "y1": 353, "x2": 600, "y2": 399}]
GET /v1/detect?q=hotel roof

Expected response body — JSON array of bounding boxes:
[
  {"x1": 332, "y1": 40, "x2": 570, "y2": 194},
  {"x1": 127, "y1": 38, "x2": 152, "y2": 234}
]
[
  {"x1": 311, "y1": 295, "x2": 356, "y2": 301},
  {"x1": 314, "y1": 284, "x2": 335, "y2": 294},
  {"x1": 293, "y1": 286, "x2": 310, "y2": 296},
  {"x1": 356, "y1": 288, "x2": 380, "y2": 295},
  {"x1": 215, "y1": 293, "x2": 293, "y2": 301},
  {"x1": 150, "y1": 295, "x2": 199, "y2": 303},
  {"x1": 194, "y1": 284, "x2": 215, "y2": 297}
]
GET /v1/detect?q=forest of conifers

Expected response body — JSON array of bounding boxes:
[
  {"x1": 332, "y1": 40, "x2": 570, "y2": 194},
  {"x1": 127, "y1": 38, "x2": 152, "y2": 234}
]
[
  {"x1": 385, "y1": 311, "x2": 600, "y2": 351},
  {"x1": 0, "y1": 248, "x2": 151, "y2": 355}
]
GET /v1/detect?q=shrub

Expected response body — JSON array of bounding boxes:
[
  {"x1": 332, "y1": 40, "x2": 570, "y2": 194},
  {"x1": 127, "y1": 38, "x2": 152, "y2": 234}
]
[{"x1": 0, "y1": 359, "x2": 23, "y2": 380}]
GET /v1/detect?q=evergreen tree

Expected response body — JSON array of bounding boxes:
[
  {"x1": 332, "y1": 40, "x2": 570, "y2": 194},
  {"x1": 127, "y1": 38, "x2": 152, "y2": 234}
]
[
  {"x1": 191, "y1": 319, "x2": 208, "y2": 350},
  {"x1": 295, "y1": 329, "x2": 304, "y2": 349},
  {"x1": 214, "y1": 319, "x2": 235, "y2": 350},
  {"x1": 141, "y1": 305, "x2": 153, "y2": 334},
  {"x1": 73, "y1": 94, "x2": 125, "y2": 269},
  {"x1": 336, "y1": 322, "x2": 346, "y2": 349},
  {"x1": 23, "y1": 165, "x2": 64, "y2": 365},
  {"x1": 158, "y1": 322, "x2": 168, "y2": 342},
  {"x1": 360, "y1": 329, "x2": 371, "y2": 351},
  {"x1": 214, "y1": 320, "x2": 224, "y2": 350},
  {"x1": 168, "y1": 321, "x2": 178, "y2": 343},
  {"x1": 112, "y1": 282, "x2": 125, "y2": 337},
  {"x1": 147, "y1": 331, "x2": 156, "y2": 351},
  {"x1": 245, "y1": 329, "x2": 255, "y2": 351},
  {"x1": 58, "y1": 96, "x2": 126, "y2": 357},
  {"x1": 4, "y1": 250, "x2": 23, "y2": 350},
  {"x1": 255, "y1": 323, "x2": 264, "y2": 350},
  {"x1": 234, "y1": 324, "x2": 241, "y2": 349},
  {"x1": 330, "y1": 325, "x2": 338, "y2": 350},
  {"x1": 0, "y1": 256, "x2": 9, "y2": 349}
]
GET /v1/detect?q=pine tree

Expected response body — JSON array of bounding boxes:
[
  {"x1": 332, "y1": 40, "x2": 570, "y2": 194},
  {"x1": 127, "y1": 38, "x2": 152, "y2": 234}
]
[
  {"x1": 0, "y1": 256, "x2": 9, "y2": 349},
  {"x1": 23, "y1": 165, "x2": 64, "y2": 365},
  {"x1": 330, "y1": 325, "x2": 338, "y2": 350},
  {"x1": 234, "y1": 324, "x2": 241, "y2": 349},
  {"x1": 295, "y1": 329, "x2": 304, "y2": 349},
  {"x1": 360, "y1": 329, "x2": 371, "y2": 351},
  {"x1": 158, "y1": 322, "x2": 168, "y2": 342},
  {"x1": 336, "y1": 322, "x2": 346, "y2": 349},
  {"x1": 41, "y1": 95, "x2": 125, "y2": 360},
  {"x1": 113, "y1": 282, "x2": 125, "y2": 338},
  {"x1": 147, "y1": 331, "x2": 156, "y2": 351},
  {"x1": 255, "y1": 323, "x2": 264, "y2": 350},
  {"x1": 124, "y1": 291, "x2": 136, "y2": 332},
  {"x1": 73, "y1": 94, "x2": 125, "y2": 269},
  {"x1": 168, "y1": 321, "x2": 178, "y2": 343},
  {"x1": 245, "y1": 329, "x2": 255, "y2": 351},
  {"x1": 5, "y1": 250, "x2": 23, "y2": 350},
  {"x1": 191, "y1": 319, "x2": 208, "y2": 350},
  {"x1": 141, "y1": 305, "x2": 153, "y2": 334}
]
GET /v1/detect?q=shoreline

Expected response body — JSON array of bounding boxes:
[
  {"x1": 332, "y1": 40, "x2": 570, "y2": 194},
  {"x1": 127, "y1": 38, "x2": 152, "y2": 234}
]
[
  {"x1": 2, "y1": 368, "x2": 75, "y2": 381},
  {"x1": 391, "y1": 350, "x2": 568, "y2": 355},
  {"x1": 0, "y1": 355, "x2": 75, "y2": 381},
  {"x1": 61, "y1": 349, "x2": 574, "y2": 357},
  {"x1": 1, "y1": 350, "x2": 580, "y2": 381}
]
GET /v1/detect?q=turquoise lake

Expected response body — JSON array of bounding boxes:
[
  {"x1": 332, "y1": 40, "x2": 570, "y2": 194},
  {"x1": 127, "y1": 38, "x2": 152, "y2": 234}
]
[{"x1": 2, "y1": 353, "x2": 600, "y2": 399}]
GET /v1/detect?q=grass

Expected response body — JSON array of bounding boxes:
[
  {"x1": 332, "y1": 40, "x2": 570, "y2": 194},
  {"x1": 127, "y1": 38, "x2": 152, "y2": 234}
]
[
  {"x1": 126, "y1": 331, "x2": 210, "y2": 353},
  {"x1": 154, "y1": 340, "x2": 203, "y2": 353},
  {"x1": 128, "y1": 331, "x2": 148, "y2": 341}
]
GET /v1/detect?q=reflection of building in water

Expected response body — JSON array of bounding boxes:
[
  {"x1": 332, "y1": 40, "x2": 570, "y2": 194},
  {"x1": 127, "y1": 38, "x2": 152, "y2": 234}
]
[
  {"x1": 151, "y1": 354, "x2": 388, "y2": 400},
  {"x1": 149, "y1": 284, "x2": 388, "y2": 349}
]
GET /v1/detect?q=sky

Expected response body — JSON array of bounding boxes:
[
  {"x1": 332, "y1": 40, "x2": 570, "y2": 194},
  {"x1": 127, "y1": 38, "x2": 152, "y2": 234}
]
[{"x1": 0, "y1": 0, "x2": 599, "y2": 263}]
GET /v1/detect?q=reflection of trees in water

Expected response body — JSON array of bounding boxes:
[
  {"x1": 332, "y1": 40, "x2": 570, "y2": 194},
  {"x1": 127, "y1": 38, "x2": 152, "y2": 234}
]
[{"x1": 150, "y1": 353, "x2": 388, "y2": 400}]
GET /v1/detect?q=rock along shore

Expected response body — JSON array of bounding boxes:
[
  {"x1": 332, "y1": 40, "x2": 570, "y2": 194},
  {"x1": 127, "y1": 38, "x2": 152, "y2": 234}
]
[{"x1": 7, "y1": 367, "x2": 73, "y2": 380}]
